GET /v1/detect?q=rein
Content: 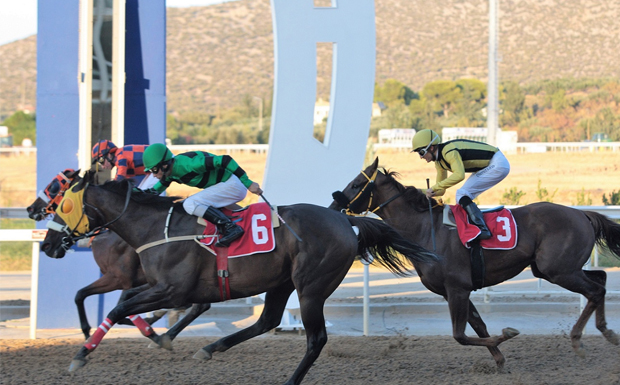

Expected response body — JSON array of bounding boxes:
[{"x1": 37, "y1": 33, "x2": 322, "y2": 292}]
[
  {"x1": 335, "y1": 169, "x2": 404, "y2": 216},
  {"x1": 47, "y1": 180, "x2": 133, "y2": 246}
]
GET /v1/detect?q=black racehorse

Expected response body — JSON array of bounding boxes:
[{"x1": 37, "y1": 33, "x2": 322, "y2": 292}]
[
  {"x1": 27, "y1": 169, "x2": 179, "y2": 339},
  {"x1": 330, "y1": 157, "x2": 620, "y2": 367},
  {"x1": 41, "y1": 170, "x2": 437, "y2": 385}
]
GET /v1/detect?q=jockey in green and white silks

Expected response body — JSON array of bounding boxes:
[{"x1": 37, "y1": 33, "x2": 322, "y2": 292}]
[
  {"x1": 411, "y1": 129, "x2": 511, "y2": 241},
  {"x1": 143, "y1": 143, "x2": 263, "y2": 247}
]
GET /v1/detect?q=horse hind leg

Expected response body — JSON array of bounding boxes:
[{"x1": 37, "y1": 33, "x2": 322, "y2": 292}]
[
  {"x1": 467, "y1": 300, "x2": 508, "y2": 368},
  {"x1": 548, "y1": 270, "x2": 609, "y2": 357},
  {"x1": 584, "y1": 270, "x2": 619, "y2": 345},
  {"x1": 194, "y1": 282, "x2": 295, "y2": 361}
]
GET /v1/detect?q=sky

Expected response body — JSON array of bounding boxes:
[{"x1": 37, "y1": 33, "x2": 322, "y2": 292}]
[{"x1": 0, "y1": 0, "x2": 237, "y2": 46}]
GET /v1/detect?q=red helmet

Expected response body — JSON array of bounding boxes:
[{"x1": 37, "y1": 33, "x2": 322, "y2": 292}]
[{"x1": 91, "y1": 140, "x2": 117, "y2": 164}]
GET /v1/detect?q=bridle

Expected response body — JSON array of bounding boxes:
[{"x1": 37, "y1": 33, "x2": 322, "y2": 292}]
[
  {"x1": 35, "y1": 170, "x2": 76, "y2": 218},
  {"x1": 46, "y1": 179, "x2": 134, "y2": 252},
  {"x1": 332, "y1": 168, "x2": 404, "y2": 216}
]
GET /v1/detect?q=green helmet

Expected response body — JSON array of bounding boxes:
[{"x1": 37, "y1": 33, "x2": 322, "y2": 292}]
[
  {"x1": 143, "y1": 143, "x2": 173, "y2": 171},
  {"x1": 411, "y1": 129, "x2": 441, "y2": 152}
]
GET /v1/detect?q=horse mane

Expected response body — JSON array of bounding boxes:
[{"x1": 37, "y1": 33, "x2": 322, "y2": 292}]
[
  {"x1": 98, "y1": 179, "x2": 182, "y2": 208},
  {"x1": 380, "y1": 168, "x2": 438, "y2": 213}
]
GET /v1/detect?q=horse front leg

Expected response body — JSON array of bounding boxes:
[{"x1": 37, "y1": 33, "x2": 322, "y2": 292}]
[
  {"x1": 68, "y1": 284, "x2": 176, "y2": 372},
  {"x1": 194, "y1": 282, "x2": 294, "y2": 361},
  {"x1": 284, "y1": 294, "x2": 328, "y2": 385},
  {"x1": 74, "y1": 273, "x2": 122, "y2": 339},
  {"x1": 467, "y1": 300, "x2": 506, "y2": 368},
  {"x1": 447, "y1": 288, "x2": 519, "y2": 359}
]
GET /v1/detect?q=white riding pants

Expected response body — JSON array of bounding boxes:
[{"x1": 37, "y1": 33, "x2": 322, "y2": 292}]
[
  {"x1": 456, "y1": 151, "x2": 510, "y2": 202},
  {"x1": 137, "y1": 173, "x2": 160, "y2": 190},
  {"x1": 182, "y1": 175, "x2": 248, "y2": 217}
]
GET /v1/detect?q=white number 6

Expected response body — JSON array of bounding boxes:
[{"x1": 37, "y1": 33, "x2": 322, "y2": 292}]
[{"x1": 252, "y1": 213, "x2": 269, "y2": 245}]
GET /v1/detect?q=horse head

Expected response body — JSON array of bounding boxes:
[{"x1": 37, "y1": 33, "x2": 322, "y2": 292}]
[
  {"x1": 329, "y1": 157, "x2": 382, "y2": 214},
  {"x1": 40, "y1": 214, "x2": 76, "y2": 259},
  {"x1": 40, "y1": 171, "x2": 99, "y2": 259},
  {"x1": 27, "y1": 169, "x2": 81, "y2": 221}
]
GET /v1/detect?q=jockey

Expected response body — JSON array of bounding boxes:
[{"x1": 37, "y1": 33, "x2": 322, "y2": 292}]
[
  {"x1": 91, "y1": 140, "x2": 158, "y2": 189},
  {"x1": 142, "y1": 143, "x2": 263, "y2": 247},
  {"x1": 411, "y1": 129, "x2": 510, "y2": 240}
]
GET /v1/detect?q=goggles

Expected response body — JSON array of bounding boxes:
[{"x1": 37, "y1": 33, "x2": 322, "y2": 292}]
[{"x1": 415, "y1": 141, "x2": 433, "y2": 157}]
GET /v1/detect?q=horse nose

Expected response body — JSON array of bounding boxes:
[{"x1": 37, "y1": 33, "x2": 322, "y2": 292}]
[{"x1": 40, "y1": 242, "x2": 50, "y2": 252}]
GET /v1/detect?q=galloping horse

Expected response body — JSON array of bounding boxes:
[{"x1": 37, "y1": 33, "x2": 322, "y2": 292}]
[
  {"x1": 330, "y1": 157, "x2": 620, "y2": 367},
  {"x1": 41, "y1": 171, "x2": 436, "y2": 385},
  {"x1": 27, "y1": 169, "x2": 172, "y2": 339}
]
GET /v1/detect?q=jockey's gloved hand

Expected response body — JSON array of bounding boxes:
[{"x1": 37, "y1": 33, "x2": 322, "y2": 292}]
[{"x1": 132, "y1": 187, "x2": 144, "y2": 193}]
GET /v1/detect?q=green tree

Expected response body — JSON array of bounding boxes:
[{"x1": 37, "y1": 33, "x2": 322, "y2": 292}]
[
  {"x1": 421, "y1": 80, "x2": 461, "y2": 118},
  {"x1": 1, "y1": 111, "x2": 36, "y2": 145},
  {"x1": 454, "y1": 78, "x2": 487, "y2": 126},
  {"x1": 500, "y1": 81, "x2": 525, "y2": 126},
  {"x1": 374, "y1": 79, "x2": 417, "y2": 107}
]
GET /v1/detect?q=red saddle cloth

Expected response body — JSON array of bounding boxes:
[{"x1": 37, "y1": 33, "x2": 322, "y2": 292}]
[
  {"x1": 450, "y1": 205, "x2": 518, "y2": 250},
  {"x1": 200, "y1": 202, "x2": 276, "y2": 257}
]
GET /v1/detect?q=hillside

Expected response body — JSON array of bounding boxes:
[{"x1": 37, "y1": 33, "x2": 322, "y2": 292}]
[{"x1": 1, "y1": 0, "x2": 618, "y2": 116}]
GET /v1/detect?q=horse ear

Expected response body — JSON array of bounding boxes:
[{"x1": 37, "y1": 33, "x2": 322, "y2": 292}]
[
  {"x1": 68, "y1": 169, "x2": 80, "y2": 179},
  {"x1": 372, "y1": 156, "x2": 379, "y2": 169}
]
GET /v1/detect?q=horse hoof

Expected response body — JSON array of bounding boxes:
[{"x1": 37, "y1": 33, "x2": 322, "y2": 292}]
[
  {"x1": 571, "y1": 341, "x2": 586, "y2": 358},
  {"x1": 502, "y1": 327, "x2": 520, "y2": 339},
  {"x1": 68, "y1": 358, "x2": 87, "y2": 372},
  {"x1": 193, "y1": 348, "x2": 212, "y2": 361},
  {"x1": 603, "y1": 330, "x2": 620, "y2": 345},
  {"x1": 159, "y1": 334, "x2": 173, "y2": 351},
  {"x1": 148, "y1": 341, "x2": 161, "y2": 349}
]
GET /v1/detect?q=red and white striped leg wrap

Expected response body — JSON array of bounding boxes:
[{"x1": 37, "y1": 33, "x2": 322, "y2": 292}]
[
  {"x1": 84, "y1": 317, "x2": 113, "y2": 351},
  {"x1": 129, "y1": 315, "x2": 154, "y2": 337}
]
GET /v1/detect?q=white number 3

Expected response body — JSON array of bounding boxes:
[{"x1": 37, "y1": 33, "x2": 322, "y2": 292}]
[{"x1": 496, "y1": 216, "x2": 511, "y2": 242}]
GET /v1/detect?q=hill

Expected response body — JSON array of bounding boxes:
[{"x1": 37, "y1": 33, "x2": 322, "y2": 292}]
[{"x1": 1, "y1": 0, "x2": 619, "y2": 116}]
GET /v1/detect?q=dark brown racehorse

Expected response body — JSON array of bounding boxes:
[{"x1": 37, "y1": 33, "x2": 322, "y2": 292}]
[
  {"x1": 41, "y1": 170, "x2": 436, "y2": 385},
  {"x1": 26, "y1": 169, "x2": 173, "y2": 339},
  {"x1": 330, "y1": 157, "x2": 620, "y2": 367}
]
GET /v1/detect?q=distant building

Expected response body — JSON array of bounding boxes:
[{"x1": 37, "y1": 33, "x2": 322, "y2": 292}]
[
  {"x1": 314, "y1": 100, "x2": 384, "y2": 125},
  {"x1": 314, "y1": 98, "x2": 330, "y2": 125}
]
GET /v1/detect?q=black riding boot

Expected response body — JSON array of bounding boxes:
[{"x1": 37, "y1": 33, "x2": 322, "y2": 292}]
[
  {"x1": 202, "y1": 206, "x2": 244, "y2": 247},
  {"x1": 459, "y1": 197, "x2": 492, "y2": 240}
]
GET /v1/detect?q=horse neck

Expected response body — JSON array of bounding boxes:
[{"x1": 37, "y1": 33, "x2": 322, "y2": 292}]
[
  {"x1": 88, "y1": 188, "x2": 166, "y2": 249},
  {"x1": 375, "y1": 188, "x2": 434, "y2": 246}
]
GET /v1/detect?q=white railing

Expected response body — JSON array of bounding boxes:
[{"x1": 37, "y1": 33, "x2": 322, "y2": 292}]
[
  {"x1": 373, "y1": 141, "x2": 620, "y2": 152},
  {"x1": 0, "y1": 147, "x2": 37, "y2": 155},
  {"x1": 169, "y1": 144, "x2": 268, "y2": 154}
]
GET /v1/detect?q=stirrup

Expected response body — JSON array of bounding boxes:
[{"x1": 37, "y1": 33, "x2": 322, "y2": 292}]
[{"x1": 215, "y1": 225, "x2": 244, "y2": 247}]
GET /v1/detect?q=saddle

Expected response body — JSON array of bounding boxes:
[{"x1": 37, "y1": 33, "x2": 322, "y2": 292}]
[
  {"x1": 197, "y1": 202, "x2": 280, "y2": 301},
  {"x1": 443, "y1": 205, "x2": 518, "y2": 290}
]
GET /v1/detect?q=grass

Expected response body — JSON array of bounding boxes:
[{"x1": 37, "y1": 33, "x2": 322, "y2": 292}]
[
  {"x1": 1, "y1": 149, "x2": 619, "y2": 270},
  {"x1": 0, "y1": 219, "x2": 34, "y2": 271}
]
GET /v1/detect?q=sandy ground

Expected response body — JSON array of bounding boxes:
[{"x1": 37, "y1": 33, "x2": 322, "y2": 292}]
[{"x1": 1, "y1": 334, "x2": 619, "y2": 385}]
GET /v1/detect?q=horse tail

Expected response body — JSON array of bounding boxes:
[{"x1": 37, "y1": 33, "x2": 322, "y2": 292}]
[
  {"x1": 584, "y1": 211, "x2": 620, "y2": 259},
  {"x1": 347, "y1": 216, "x2": 437, "y2": 276}
]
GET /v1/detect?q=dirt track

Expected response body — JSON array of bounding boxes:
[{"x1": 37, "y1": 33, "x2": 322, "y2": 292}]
[{"x1": 1, "y1": 334, "x2": 619, "y2": 384}]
